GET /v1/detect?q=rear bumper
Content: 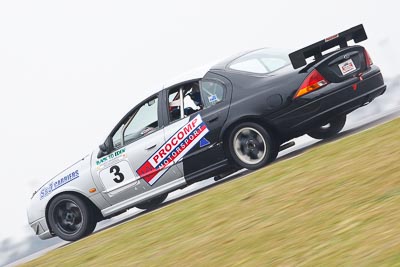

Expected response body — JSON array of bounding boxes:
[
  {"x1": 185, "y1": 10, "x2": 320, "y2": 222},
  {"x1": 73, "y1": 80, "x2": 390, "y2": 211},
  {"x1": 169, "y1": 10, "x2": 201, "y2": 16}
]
[
  {"x1": 273, "y1": 67, "x2": 386, "y2": 137},
  {"x1": 29, "y1": 217, "x2": 53, "y2": 240}
]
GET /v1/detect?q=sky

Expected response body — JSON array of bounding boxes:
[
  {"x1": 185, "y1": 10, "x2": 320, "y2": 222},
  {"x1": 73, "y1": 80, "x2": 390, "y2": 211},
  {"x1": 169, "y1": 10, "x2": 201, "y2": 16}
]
[{"x1": 0, "y1": 0, "x2": 399, "y2": 257}]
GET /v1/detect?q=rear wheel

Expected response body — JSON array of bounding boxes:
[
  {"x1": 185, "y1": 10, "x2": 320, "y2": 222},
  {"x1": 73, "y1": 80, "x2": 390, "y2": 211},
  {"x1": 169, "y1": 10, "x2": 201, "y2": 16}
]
[
  {"x1": 136, "y1": 193, "x2": 168, "y2": 210},
  {"x1": 307, "y1": 115, "x2": 346, "y2": 139},
  {"x1": 47, "y1": 193, "x2": 97, "y2": 241},
  {"x1": 228, "y1": 122, "x2": 278, "y2": 170}
]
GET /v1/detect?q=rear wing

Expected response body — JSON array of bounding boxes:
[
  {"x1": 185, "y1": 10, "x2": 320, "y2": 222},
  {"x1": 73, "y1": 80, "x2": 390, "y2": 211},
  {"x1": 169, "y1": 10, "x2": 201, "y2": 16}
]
[{"x1": 289, "y1": 24, "x2": 367, "y2": 69}]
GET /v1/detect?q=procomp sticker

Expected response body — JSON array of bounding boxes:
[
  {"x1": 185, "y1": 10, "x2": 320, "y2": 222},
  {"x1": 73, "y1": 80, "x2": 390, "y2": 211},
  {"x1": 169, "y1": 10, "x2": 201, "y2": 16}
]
[{"x1": 136, "y1": 114, "x2": 209, "y2": 185}]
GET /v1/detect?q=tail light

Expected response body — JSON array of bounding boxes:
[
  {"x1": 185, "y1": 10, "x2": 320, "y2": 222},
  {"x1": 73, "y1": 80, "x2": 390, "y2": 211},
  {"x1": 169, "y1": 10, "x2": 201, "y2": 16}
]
[
  {"x1": 364, "y1": 48, "x2": 373, "y2": 66},
  {"x1": 294, "y1": 69, "x2": 329, "y2": 99}
]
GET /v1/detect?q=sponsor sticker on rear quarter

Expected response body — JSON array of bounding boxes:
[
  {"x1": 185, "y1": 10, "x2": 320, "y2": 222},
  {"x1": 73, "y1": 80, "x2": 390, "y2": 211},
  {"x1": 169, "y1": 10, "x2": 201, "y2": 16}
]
[{"x1": 338, "y1": 59, "x2": 356, "y2": 75}]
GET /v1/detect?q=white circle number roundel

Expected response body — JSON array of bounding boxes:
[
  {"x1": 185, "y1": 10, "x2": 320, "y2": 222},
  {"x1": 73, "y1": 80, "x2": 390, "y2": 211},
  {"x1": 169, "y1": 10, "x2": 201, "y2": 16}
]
[{"x1": 99, "y1": 160, "x2": 137, "y2": 191}]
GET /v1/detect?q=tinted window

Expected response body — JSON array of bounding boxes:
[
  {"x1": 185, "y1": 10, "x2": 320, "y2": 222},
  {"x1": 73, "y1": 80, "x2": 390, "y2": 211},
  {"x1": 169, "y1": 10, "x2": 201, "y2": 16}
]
[{"x1": 228, "y1": 48, "x2": 290, "y2": 74}]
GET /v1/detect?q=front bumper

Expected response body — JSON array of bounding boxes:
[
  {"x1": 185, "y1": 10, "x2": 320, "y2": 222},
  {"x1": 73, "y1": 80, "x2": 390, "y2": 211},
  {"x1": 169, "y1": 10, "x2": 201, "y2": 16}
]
[{"x1": 29, "y1": 217, "x2": 53, "y2": 240}]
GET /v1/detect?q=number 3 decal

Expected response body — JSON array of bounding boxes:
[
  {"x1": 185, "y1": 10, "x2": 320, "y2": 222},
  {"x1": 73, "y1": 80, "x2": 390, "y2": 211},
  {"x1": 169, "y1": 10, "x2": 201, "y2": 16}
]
[{"x1": 110, "y1": 165, "x2": 125, "y2": 183}]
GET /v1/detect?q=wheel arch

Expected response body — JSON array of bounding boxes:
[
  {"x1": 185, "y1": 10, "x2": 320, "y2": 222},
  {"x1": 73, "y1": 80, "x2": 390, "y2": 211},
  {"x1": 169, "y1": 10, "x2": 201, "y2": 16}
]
[{"x1": 45, "y1": 190, "x2": 103, "y2": 235}]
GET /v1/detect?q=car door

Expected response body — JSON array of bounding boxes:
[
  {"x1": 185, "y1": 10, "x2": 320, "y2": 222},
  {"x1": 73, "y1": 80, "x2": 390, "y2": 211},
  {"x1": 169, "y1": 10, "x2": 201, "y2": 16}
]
[
  {"x1": 91, "y1": 93, "x2": 183, "y2": 205},
  {"x1": 162, "y1": 73, "x2": 232, "y2": 182}
]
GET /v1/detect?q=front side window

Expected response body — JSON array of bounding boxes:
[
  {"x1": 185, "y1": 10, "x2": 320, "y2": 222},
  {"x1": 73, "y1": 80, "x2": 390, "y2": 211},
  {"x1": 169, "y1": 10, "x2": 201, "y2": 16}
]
[
  {"x1": 112, "y1": 97, "x2": 159, "y2": 148},
  {"x1": 228, "y1": 48, "x2": 290, "y2": 74}
]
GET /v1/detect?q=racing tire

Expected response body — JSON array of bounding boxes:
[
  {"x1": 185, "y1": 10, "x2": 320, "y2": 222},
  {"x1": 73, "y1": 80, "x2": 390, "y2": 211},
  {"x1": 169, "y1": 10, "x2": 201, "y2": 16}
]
[
  {"x1": 136, "y1": 193, "x2": 168, "y2": 210},
  {"x1": 307, "y1": 115, "x2": 346, "y2": 140},
  {"x1": 228, "y1": 122, "x2": 279, "y2": 170},
  {"x1": 47, "y1": 193, "x2": 97, "y2": 242}
]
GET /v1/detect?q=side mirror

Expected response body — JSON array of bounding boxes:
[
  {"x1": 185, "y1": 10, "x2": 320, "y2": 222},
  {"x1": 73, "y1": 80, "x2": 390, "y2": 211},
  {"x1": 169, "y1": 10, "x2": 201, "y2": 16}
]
[
  {"x1": 97, "y1": 144, "x2": 108, "y2": 158},
  {"x1": 97, "y1": 136, "x2": 112, "y2": 158},
  {"x1": 99, "y1": 143, "x2": 107, "y2": 152}
]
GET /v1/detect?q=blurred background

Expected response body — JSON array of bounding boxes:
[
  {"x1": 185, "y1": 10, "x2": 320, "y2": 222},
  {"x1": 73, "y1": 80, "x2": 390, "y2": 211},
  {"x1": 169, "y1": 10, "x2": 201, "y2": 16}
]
[{"x1": 0, "y1": 1, "x2": 399, "y2": 265}]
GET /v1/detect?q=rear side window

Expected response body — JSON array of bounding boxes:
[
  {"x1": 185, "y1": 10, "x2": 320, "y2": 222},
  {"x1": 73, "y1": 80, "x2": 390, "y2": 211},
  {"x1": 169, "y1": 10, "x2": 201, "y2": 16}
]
[
  {"x1": 200, "y1": 80, "x2": 225, "y2": 108},
  {"x1": 228, "y1": 48, "x2": 290, "y2": 74}
]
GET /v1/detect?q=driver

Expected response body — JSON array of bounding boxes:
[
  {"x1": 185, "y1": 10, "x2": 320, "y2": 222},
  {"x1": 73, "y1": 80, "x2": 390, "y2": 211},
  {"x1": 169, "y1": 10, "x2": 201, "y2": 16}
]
[{"x1": 189, "y1": 83, "x2": 203, "y2": 110}]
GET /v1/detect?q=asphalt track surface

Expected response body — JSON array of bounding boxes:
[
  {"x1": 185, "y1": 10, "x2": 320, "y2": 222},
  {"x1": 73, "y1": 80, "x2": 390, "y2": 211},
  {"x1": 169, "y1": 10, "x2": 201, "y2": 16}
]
[{"x1": 9, "y1": 107, "x2": 400, "y2": 267}]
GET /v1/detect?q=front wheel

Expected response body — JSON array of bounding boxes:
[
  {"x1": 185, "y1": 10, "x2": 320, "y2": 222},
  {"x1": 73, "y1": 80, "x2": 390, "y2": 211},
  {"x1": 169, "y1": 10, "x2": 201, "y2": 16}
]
[
  {"x1": 47, "y1": 193, "x2": 97, "y2": 241},
  {"x1": 307, "y1": 115, "x2": 346, "y2": 140},
  {"x1": 228, "y1": 122, "x2": 278, "y2": 170}
]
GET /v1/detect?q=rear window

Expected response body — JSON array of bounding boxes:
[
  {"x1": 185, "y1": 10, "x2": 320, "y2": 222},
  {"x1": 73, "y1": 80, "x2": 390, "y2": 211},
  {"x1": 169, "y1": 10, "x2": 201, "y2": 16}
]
[{"x1": 228, "y1": 48, "x2": 290, "y2": 74}]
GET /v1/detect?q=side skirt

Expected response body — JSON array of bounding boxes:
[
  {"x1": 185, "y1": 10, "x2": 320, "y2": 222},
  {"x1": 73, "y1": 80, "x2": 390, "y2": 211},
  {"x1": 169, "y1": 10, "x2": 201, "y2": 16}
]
[
  {"x1": 101, "y1": 177, "x2": 186, "y2": 217},
  {"x1": 185, "y1": 159, "x2": 231, "y2": 185}
]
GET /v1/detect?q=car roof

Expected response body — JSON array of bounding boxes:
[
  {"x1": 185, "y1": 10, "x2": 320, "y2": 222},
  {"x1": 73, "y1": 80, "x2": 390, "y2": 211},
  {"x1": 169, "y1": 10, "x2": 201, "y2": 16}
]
[
  {"x1": 149, "y1": 48, "x2": 271, "y2": 93},
  {"x1": 161, "y1": 49, "x2": 257, "y2": 89},
  {"x1": 162, "y1": 62, "x2": 216, "y2": 89}
]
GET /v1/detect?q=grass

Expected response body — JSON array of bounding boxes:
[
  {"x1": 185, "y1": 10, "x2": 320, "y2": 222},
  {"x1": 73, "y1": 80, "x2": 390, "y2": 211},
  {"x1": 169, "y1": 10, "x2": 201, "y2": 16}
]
[{"x1": 22, "y1": 118, "x2": 400, "y2": 267}]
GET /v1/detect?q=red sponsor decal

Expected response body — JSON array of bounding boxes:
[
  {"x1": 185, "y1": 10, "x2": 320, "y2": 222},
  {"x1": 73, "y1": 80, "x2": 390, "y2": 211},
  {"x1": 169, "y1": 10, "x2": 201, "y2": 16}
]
[{"x1": 136, "y1": 114, "x2": 209, "y2": 185}]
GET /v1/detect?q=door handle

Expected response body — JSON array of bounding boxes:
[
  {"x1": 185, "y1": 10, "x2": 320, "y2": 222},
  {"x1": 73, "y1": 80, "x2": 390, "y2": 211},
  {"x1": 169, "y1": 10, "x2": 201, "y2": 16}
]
[
  {"x1": 207, "y1": 116, "x2": 219, "y2": 123},
  {"x1": 145, "y1": 144, "x2": 157, "y2": 150}
]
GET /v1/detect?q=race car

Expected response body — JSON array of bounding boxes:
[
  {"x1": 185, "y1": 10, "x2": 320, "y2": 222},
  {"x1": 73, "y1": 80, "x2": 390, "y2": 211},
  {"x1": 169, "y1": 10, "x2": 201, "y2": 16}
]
[{"x1": 27, "y1": 24, "x2": 386, "y2": 241}]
